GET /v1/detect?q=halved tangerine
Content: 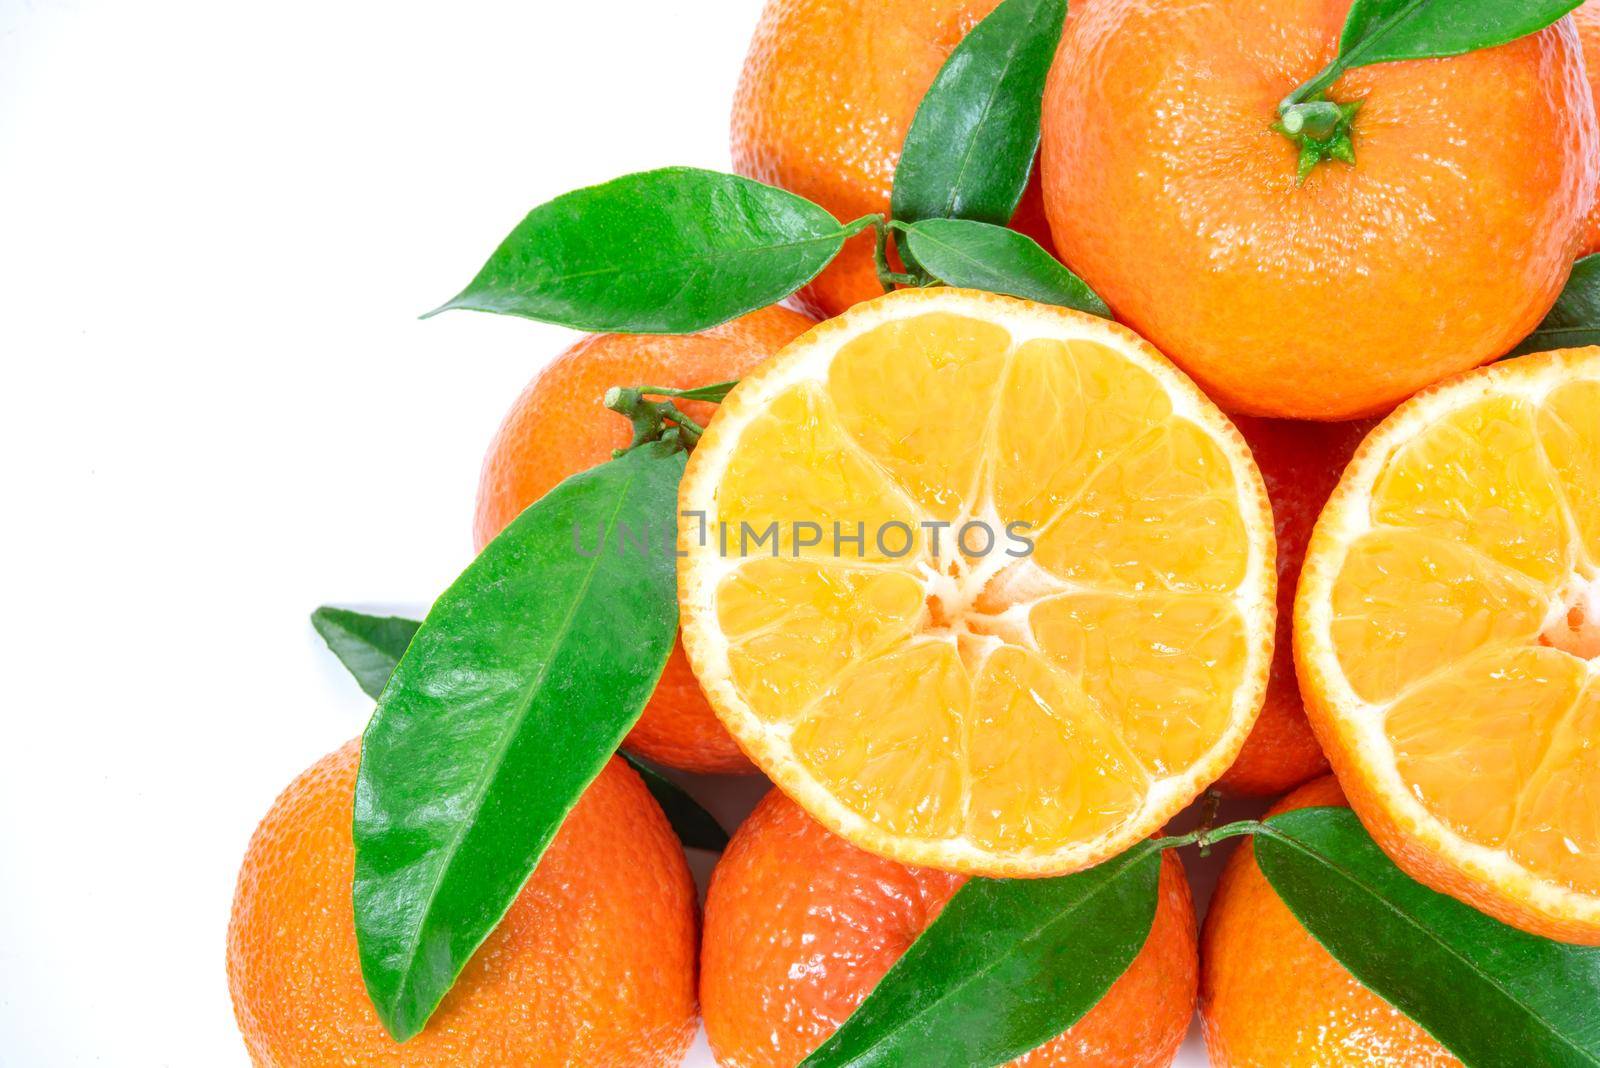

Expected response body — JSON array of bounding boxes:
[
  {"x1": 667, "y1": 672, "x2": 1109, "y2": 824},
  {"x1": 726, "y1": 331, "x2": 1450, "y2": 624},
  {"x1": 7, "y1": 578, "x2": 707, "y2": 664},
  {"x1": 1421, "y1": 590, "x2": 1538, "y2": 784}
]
[
  {"x1": 678, "y1": 289, "x2": 1276, "y2": 876},
  {"x1": 1297, "y1": 347, "x2": 1600, "y2": 944}
]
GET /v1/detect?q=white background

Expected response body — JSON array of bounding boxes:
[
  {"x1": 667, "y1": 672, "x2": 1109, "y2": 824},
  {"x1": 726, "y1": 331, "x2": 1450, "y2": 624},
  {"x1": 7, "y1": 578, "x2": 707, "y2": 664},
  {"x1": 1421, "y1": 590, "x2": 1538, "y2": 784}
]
[{"x1": 0, "y1": 1, "x2": 1237, "y2": 1063}]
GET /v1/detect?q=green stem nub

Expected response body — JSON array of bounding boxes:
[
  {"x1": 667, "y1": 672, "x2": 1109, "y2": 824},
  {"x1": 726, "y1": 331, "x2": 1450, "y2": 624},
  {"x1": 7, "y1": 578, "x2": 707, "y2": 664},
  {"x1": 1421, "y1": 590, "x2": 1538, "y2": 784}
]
[
  {"x1": 1273, "y1": 98, "x2": 1364, "y2": 182},
  {"x1": 605, "y1": 384, "x2": 726, "y2": 457}
]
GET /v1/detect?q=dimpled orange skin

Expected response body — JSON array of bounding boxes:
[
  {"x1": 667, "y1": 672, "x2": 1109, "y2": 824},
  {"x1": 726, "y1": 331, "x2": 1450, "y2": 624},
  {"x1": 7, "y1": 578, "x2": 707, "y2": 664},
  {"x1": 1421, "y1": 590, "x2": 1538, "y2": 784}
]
[
  {"x1": 227, "y1": 743, "x2": 699, "y2": 1067},
  {"x1": 1201, "y1": 777, "x2": 1460, "y2": 1068},
  {"x1": 1575, "y1": 1, "x2": 1600, "y2": 256},
  {"x1": 731, "y1": 0, "x2": 1058, "y2": 319},
  {"x1": 701, "y1": 790, "x2": 1197, "y2": 1068},
  {"x1": 1217, "y1": 416, "x2": 1371, "y2": 795},
  {"x1": 1041, "y1": 0, "x2": 1598, "y2": 421},
  {"x1": 475, "y1": 306, "x2": 814, "y2": 773}
]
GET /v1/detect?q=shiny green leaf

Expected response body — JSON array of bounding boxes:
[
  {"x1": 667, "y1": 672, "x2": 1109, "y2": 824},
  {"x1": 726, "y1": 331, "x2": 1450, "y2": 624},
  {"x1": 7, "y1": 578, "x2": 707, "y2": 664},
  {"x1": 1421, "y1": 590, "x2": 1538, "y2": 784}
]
[
  {"x1": 1514, "y1": 255, "x2": 1600, "y2": 355},
  {"x1": 353, "y1": 443, "x2": 684, "y2": 1041},
  {"x1": 310, "y1": 603, "x2": 727, "y2": 854},
  {"x1": 1337, "y1": 0, "x2": 1582, "y2": 68},
  {"x1": 1258, "y1": 808, "x2": 1600, "y2": 1068},
  {"x1": 801, "y1": 842, "x2": 1162, "y2": 1068},
  {"x1": 428, "y1": 167, "x2": 865, "y2": 333},
  {"x1": 310, "y1": 608, "x2": 419, "y2": 699},
  {"x1": 899, "y1": 218, "x2": 1109, "y2": 318},
  {"x1": 891, "y1": 0, "x2": 1068, "y2": 228},
  {"x1": 617, "y1": 754, "x2": 728, "y2": 853}
]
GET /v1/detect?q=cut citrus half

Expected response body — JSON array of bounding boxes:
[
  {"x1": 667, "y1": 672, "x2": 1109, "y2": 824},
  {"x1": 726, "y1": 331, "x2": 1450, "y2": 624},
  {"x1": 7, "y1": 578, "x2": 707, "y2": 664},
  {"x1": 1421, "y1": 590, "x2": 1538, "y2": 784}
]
[
  {"x1": 678, "y1": 288, "x2": 1276, "y2": 877},
  {"x1": 1297, "y1": 347, "x2": 1600, "y2": 944}
]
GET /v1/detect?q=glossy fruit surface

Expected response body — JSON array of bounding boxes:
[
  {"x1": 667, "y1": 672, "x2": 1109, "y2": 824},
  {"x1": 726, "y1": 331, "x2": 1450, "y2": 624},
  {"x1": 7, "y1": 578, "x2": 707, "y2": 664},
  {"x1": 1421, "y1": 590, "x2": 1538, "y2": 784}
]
[
  {"x1": 227, "y1": 742, "x2": 698, "y2": 1065},
  {"x1": 1297, "y1": 347, "x2": 1600, "y2": 944},
  {"x1": 1201, "y1": 776, "x2": 1460, "y2": 1068},
  {"x1": 475, "y1": 305, "x2": 814, "y2": 772},
  {"x1": 1575, "y1": 1, "x2": 1600, "y2": 257},
  {"x1": 1041, "y1": 0, "x2": 1597, "y2": 420},
  {"x1": 702, "y1": 788, "x2": 1197, "y2": 1067},
  {"x1": 731, "y1": 0, "x2": 1056, "y2": 318},
  {"x1": 1217, "y1": 416, "x2": 1370, "y2": 795},
  {"x1": 680, "y1": 288, "x2": 1275, "y2": 876}
]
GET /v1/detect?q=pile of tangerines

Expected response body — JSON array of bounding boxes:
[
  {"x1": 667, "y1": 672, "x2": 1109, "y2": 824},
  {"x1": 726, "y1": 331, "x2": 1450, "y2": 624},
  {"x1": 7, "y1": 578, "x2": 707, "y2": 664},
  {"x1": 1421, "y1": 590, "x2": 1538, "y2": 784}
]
[{"x1": 228, "y1": 1, "x2": 1600, "y2": 1065}]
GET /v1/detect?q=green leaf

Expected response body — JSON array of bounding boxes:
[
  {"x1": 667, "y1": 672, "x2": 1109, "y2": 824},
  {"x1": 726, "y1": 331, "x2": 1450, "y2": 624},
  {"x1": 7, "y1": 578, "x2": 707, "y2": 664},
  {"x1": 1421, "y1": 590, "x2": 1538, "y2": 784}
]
[
  {"x1": 428, "y1": 167, "x2": 865, "y2": 334},
  {"x1": 1513, "y1": 255, "x2": 1600, "y2": 355},
  {"x1": 899, "y1": 218, "x2": 1110, "y2": 318},
  {"x1": 310, "y1": 604, "x2": 728, "y2": 854},
  {"x1": 310, "y1": 608, "x2": 419, "y2": 700},
  {"x1": 353, "y1": 443, "x2": 685, "y2": 1041},
  {"x1": 619, "y1": 753, "x2": 728, "y2": 853},
  {"x1": 1337, "y1": 0, "x2": 1582, "y2": 70},
  {"x1": 800, "y1": 842, "x2": 1163, "y2": 1068},
  {"x1": 1257, "y1": 808, "x2": 1600, "y2": 1068},
  {"x1": 891, "y1": 0, "x2": 1068, "y2": 229}
]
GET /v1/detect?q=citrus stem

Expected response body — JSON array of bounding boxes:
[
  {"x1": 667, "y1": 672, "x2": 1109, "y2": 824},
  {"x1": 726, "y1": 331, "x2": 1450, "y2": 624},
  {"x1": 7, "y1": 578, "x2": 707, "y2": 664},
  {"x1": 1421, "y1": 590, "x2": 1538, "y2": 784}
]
[
  {"x1": 1151, "y1": 819, "x2": 1267, "y2": 854},
  {"x1": 1272, "y1": 95, "x2": 1364, "y2": 182},
  {"x1": 871, "y1": 215, "x2": 929, "y2": 293},
  {"x1": 634, "y1": 380, "x2": 739, "y2": 404},
  {"x1": 605, "y1": 385, "x2": 729, "y2": 455},
  {"x1": 1282, "y1": 57, "x2": 1349, "y2": 113},
  {"x1": 1279, "y1": 100, "x2": 1345, "y2": 141}
]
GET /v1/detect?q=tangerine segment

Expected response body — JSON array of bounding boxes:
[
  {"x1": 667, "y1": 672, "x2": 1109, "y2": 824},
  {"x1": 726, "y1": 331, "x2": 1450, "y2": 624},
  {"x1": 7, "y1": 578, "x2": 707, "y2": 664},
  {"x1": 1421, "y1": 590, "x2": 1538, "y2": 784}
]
[
  {"x1": 1031, "y1": 593, "x2": 1247, "y2": 778},
  {"x1": 964, "y1": 645, "x2": 1148, "y2": 855},
  {"x1": 1031, "y1": 420, "x2": 1251, "y2": 594},
  {"x1": 1385, "y1": 646, "x2": 1589, "y2": 851},
  {"x1": 1369, "y1": 394, "x2": 1575, "y2": 586},
  {"x1": 991, "y1": 337, "x2": 1174, "y2": 529},
  {"x1": 788, "y1": 640, "x2": 971, "y2": 842},
  {"x1": 714, "y1": 381, "x2": 923, "y2": 561},
  {"x1": 1297, "y1": 347, "x2": 1600, "y2": 942},
  {"x1": 717, "y1": 559, "x2": 926, "y2": 724},
  {"x1": 1510, "y1": 681, "x2": 1600, "y2": 897},
  {"x1": 1329, "y1": 528, "x2": 1549, "y2": 705},
  {"x1": 827, "y1": 311, "x2": 1011, "y2": 520},
  {"x1": 1539, "y1": 380, "x2": 1600, "y2": 565},
  {"x1": 681, "y1": 289, "x2": 1275, "y2": 877}
]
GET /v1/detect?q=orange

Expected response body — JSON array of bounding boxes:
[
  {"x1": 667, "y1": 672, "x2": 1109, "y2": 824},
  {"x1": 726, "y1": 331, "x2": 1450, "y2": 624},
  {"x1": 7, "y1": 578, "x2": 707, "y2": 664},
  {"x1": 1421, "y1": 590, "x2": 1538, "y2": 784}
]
[
  {"x1": 702, "y1": 788, "x2": 1197, "y2": 1068},
  {"x1": 731, "y1": 0, "x2": 1057, "y2": 319},
  {"x1": 1201, "y1": 776, "x2": 1459, "y2": 1067},
  {"x1": 227, "y1": 743, "x2": 699, "y2": 1065},
  {"x1": 1575, "y1": 1, "x2": 1600, "y2": 257},
  {"x1": 1296, "y1": 347, "x2": 1600, "y2": 944},
  {"x1": 1040, "y1": 0, "x2": 1598, "y2": 421},
  {"x1": 475, "y1": 305, "x2": 814, "y2": 773},
  {"x1": 679, "y1": 288, "x2": 1276, "y2": 876},
  {"x1": 1217, "y1": 416, "x2": 1371, "y2": 795}
]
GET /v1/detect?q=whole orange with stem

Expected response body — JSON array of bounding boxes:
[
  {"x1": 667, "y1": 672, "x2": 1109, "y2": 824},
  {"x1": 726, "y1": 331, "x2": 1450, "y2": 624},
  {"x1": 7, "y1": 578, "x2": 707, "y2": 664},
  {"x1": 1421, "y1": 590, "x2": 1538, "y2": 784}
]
[
  {"x1": 1040, "y1": 0, "x2": 1598, "y2": 421},
  {"x1": 1201, "y1": 776, "x2": 1459, "y2": 1067},
  {"x1": 475, "y1": 305, "x2": 814, "y2": 773},
  {"x1": 731, "y1": 0, "x2": 1058, "y2": 319},
  {"x1": 227, "y1": 743, "x2": 699, "y2": 1066},
  {"x1": 1575, "y1": 0, "x2": 1600, "y2": 257},
  {"x1": 701, "y1": 788, "x2": 1197, "y2": 1068},
  {"x1": 1216, "y1": 415, "x2": 1371, "y2": 795}
]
